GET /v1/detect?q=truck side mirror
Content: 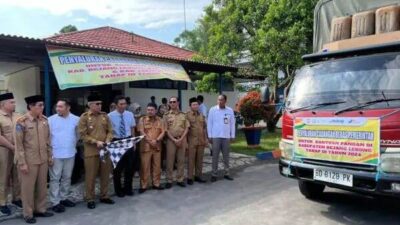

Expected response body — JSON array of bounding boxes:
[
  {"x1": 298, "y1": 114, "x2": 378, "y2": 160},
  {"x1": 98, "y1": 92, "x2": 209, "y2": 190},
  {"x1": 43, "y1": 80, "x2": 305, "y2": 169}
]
[{"x1": 260, "y1": 86, "x2": 270, "y2": 103}]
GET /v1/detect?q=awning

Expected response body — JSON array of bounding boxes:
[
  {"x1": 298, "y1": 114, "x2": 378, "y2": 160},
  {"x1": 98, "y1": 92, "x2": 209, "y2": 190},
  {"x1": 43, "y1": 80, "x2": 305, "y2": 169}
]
[{"x1": 46, "y1": 45, "x2": 191, "y2": 90}]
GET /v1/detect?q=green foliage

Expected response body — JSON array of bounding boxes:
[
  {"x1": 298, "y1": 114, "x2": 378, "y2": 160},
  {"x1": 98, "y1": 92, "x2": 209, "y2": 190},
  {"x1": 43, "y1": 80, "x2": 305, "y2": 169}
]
[
  {"x1": 174, "y1": 0, "x2": 318, "y2": 93},
  {"x1": 195, "y1": 73, "x2": 233, "y2": 93},
  {"x1": 59, "y1": 25, "x2": 78, "y2": 34}
]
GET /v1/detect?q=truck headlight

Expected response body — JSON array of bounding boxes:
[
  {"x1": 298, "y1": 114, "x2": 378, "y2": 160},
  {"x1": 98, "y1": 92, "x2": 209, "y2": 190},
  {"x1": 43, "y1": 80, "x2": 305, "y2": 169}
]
[
  {"x1": 279, "y1": 140, "x2": 294, "y2": 160},
  {"x1": 380, "y1": 152, "x2": 400, "y2": 173}
]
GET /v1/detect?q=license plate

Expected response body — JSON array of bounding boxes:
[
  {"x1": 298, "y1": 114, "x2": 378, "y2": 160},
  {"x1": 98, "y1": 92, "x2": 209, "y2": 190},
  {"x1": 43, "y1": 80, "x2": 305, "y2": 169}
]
[{"x1": 313, "y1": 169, "x2": 353, "y2": 187}]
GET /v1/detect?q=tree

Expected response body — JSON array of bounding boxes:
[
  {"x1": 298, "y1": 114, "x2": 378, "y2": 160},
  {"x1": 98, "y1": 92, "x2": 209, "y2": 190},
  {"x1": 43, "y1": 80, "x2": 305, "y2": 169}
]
[
  {"x1": 174, "y1": 0, "x2": 318, "y2": 95},
  {"x1": 59, "y1": 25, "x2": 78, "y2": 34}
]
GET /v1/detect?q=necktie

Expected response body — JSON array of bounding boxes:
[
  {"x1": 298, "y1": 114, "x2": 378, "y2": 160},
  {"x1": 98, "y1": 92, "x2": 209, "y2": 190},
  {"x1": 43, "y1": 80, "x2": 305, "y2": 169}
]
[{"x1": 120, "y1": 113, "x2": 126, "y2": 138}]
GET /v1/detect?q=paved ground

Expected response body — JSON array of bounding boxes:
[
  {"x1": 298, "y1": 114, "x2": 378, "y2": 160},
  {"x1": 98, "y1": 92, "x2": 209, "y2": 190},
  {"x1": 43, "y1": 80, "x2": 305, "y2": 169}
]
[{"x1": 2, "y1": 160, "x2": 400, "y2": 225}]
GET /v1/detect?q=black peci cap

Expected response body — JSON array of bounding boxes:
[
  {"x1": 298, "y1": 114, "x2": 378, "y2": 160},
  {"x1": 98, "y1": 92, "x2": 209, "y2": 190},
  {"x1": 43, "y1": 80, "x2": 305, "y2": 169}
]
[
  {"x1": 87, "y1": 93, "x2": 102, "y2": 102},
  {"x1": 189, "y1": 97, "x2": 198, "y2": 105},
  {"x1": 0, "y1": 93, "x2": 14, "y2": 101},
  {"x1": 25, "y1": 95, "x2": 44, "y2": 104}
]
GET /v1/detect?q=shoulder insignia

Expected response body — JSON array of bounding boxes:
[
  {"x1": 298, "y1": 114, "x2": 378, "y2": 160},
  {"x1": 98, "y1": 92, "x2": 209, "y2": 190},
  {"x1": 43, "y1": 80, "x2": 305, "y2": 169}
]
[{"x1": 16, "y1": 115, "x2": 27, "y2": 124}]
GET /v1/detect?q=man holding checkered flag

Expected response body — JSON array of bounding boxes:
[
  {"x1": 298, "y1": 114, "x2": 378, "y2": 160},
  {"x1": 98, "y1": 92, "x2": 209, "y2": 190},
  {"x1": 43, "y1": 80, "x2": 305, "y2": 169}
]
[{"x1": 108, "y1": 96, "x2": 137, "y2": 198}]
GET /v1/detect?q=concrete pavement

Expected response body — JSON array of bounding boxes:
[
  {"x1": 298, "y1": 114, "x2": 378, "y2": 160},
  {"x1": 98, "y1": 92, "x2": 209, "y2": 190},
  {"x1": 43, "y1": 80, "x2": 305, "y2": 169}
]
[{"x1": 2, "y1": 161, "x2": 400, "y2": 225}]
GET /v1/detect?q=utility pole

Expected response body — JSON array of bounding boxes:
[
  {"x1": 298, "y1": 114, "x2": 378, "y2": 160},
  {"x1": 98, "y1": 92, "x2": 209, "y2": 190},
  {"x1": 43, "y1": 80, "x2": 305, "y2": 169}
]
[{"x1": 183, "y1": 0, "x2": 187, "y2": 31}]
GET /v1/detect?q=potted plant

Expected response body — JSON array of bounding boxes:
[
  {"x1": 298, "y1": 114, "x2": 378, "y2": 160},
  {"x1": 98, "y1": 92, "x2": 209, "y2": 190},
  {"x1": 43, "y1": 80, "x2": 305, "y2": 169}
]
[{"x1": 237, "y1": 91, "x2": 273, "y2": 147}]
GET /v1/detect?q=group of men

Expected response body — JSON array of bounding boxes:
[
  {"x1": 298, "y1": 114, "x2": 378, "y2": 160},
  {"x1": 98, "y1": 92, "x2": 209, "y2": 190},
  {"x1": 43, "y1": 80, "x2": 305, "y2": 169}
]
[{"x1": 0, "y1": 92, "x2": 236, "y2": 224}]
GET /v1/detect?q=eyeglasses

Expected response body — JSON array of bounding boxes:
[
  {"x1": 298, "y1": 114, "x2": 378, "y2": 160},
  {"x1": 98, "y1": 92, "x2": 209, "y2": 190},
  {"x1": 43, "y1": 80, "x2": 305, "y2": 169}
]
[
  {"x1": 169, "y1": 101, "x2": 177, "y2": 103},
  {"x1": 95, "y1": 103, "x2": 102, "y2": 106}
]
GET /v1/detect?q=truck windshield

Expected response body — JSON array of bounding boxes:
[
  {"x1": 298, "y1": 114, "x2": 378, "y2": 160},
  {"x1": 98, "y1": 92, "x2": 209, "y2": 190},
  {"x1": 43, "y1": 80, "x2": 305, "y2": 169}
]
[{"x1": 286, "y1": 52, "x2": 400, "y2": 111}]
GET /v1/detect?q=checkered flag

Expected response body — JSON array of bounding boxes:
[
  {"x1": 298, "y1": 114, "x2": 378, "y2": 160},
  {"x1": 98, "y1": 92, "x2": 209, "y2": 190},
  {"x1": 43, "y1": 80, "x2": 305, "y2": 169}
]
[{"x1": 100, "y1": 136, "x2": 144, "y2": 168}]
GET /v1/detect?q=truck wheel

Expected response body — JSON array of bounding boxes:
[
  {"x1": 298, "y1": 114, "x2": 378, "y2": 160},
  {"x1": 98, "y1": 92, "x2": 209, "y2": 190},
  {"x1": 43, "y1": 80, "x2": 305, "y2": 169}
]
[{"x1": 298, "y1": 180, "x2": 325, "y2": 199}]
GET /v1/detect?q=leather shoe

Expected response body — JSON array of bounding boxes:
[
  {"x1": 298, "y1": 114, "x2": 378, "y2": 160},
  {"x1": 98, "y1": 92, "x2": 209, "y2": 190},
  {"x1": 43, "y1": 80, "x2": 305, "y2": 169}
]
[
  {"x1": 12, "y1": 200, "x2": 23, "y2": 208},
  {"x1": 116, "y1": 192, "x2": 125, "y2": 198},
  {"x1": 87, "y1": 201, "x2": 96, "y2": 209},
  {"x1": 195, "y1": 176, "x2": 206, "y2": 183},
  {"x1": 33, "y1": 211, "x2": 54, "y2": 217},
  {"x1": 51, "y1": 204, "x2": 65, "y2": 213},
  {"x1": 100, "y1": 198, "x2": 115, "y2": 204},
  {"x1": 177, "y1": 182, "x2": 186, "y2": 187},
  {"x1": 153, "y1": 185, "x2": 164, "y2": 190},
  {"x1": 224, "y1": 175, "x2": 234, "y2": 181},
  {"x1": 24, "y1": 216, "x2": 36, "y2": 224},
  {"x1": 0, "y1": 205, "x2": 11, "y2": 216},
  {"x1": 187, "y1": 179, "x2": 194, "y2": 185},
  {"x1": 60, "y1": 199, "x2": 76, "y2": 207},
  {"x1": 211, "y1": 176, "x2": 217, "y2": 182},
  {"x1": 165, "y1": 183, "x2": 172, "y2": 189},
  {"x1": 138, "y1": 188, "x2": 147, "y2": 194},
  {"x1": 125, "y1": 190, "x2": 134, "y2": 196}
]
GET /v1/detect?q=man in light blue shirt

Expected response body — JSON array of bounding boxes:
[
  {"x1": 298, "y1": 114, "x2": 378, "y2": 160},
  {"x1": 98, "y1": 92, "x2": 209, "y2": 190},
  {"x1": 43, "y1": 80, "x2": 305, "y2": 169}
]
[
  {"x1": 207, "y1": 95, "x2": 235, "y2": 182},
  {"x1": 48, "y1": 99, "x2": 80, "y2": 213},
  {"x1": 197, "y1": 95, "x2": 208, "y2": 118},
  {"x1": 108, "y1": 96, "x2": 136, "y2": 197}
]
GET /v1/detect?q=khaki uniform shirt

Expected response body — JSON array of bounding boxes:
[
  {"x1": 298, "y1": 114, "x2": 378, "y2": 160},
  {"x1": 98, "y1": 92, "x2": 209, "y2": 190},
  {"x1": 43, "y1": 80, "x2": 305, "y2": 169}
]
[
  {"x1": 163, "y1": 110, "x2": 190, "y2": 138},
  {"x1": 0, "y1": 110, "x2": 19, "y2": 151},
  {"x1": 14, "y1": 113, "x2": 52, "y2": 165},
  {"x1": 78, "y1": 111, "x2": 113, "y2": 157},
  {"x1": 138, "y1": 116, "x2": 164, "y2": 152},
  {"x1": 186, "y1": 110, "x2": 207, "y2": 147}
]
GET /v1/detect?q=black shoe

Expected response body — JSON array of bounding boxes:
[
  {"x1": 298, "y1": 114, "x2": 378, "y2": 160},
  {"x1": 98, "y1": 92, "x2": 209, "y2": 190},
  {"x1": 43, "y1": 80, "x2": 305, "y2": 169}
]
[
  {"x1": 33, "y1": 211, "x2": 54, "y2": 217},
  {"x1": 224, "y1": 175, "x2": 234, "y2": 181},
  {"x1": 51, "y1": 204, "x2": 65, "y2": 213},
  {"x1": 195, "y1": 176, "x2": 207, "y2": 183},
  {"x1": 60, "y1": 199, "x2": 76, "y2": 207},
  {"x1": 138, "y1": 188, "x2": 147, "y2": 194},
  {"x1": 116, "y1": 192, "x2": 125, "y2": 198},
  {"x1": 211, "y1": 176, "x2": 217, "y2": 182},
  {"x1": 0, "y1": 205, "x2": 11, "y2": 216},
  {"x1": 177, "y1": 182, "x2": 186, "y2": 187},
  {"x1": 187, "y1": 179, "x2": 194, "y2": 185},
  {"x1": 12, "y1": 200, "x2": 23, "y2": 208},
  {"x1": 153, "y1": 185, "x2": 164, "y2": 190},
  {"x1": 125, "y1": 190, "x2": 134, "y2": 196},
  {"x1": 165, "y1": 183, "x2": 172, "y2": 189},
  {"x1": 24, "y1": 216, "x2": 36, "y2": 224},
  {"x1": 100, "y1": 198, "x2": 115, "y2": 204},
  {"x1": 87, "y1": 201, "x2": 96, "y2": 209}
]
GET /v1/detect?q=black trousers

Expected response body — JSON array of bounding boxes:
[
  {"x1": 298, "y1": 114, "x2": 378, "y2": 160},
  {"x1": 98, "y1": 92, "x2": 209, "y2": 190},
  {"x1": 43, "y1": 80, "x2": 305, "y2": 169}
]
[{"x1": 113, "y1": 138, "x2": 137, "y2": 194}]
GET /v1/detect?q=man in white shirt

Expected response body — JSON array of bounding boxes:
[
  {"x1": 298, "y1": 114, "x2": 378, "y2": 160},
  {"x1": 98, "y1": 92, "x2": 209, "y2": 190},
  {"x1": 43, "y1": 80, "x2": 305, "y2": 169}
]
[
  {"x1": 48, "y1": 100, "x2": 80, "y2": 213},
  {"x1": 197, "y1": 95, "x2": 208, "y2": 118},
  {"x1": 207, "y1": 95, "x2": 235, "y2": 182}
]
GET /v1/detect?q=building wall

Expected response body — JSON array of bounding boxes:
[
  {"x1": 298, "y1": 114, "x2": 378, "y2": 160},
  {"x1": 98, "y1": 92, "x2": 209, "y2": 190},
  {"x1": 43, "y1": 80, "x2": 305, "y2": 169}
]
[
  {"x1": 0, "y1": 62, "x2": 40, "y2": 113},
  {"x1": 123, "y1": 82, "x2": 241, "y2": 114}
]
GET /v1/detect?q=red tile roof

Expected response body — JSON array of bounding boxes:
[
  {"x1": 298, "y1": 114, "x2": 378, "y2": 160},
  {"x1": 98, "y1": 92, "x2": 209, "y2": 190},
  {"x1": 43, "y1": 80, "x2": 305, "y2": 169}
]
[{"x1": 45, "y1": 26, "x2": 196, "y2": 62}]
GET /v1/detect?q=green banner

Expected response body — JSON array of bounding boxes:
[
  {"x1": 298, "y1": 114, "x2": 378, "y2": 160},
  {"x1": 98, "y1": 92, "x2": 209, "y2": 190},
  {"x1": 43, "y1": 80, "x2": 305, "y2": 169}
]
[{"x1": 46, "y1": 45, "x2": 191, "y2": 90}]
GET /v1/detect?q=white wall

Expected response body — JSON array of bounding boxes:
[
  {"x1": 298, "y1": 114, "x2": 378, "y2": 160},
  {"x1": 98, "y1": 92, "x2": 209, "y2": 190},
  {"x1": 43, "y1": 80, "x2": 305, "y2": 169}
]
[
  {"x1": 0, "y1": 62, "x2": 40, "y2": 113},
  {"x1": 123, "y1": 83, "x2": 241, "y2": 114}
]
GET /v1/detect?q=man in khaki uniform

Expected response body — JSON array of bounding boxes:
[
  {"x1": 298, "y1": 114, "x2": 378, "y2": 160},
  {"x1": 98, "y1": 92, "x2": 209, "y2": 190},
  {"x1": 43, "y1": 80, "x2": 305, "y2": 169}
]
[
  {"x1": 186, "y1": 98, "x2": 208, "y2": 185},
  {"x1": 0, "y1": 93, "x2": 21, "y2": 216},
  {"x1": 163, "y1": 97, "x2": 189, "y2": 189},
  {"x1": 78, "y1": 94, "x2": 114, "y2": 210},
  {"x1": 15, "y1": 95, "x2": 54, "y2": 224},
  {"x1": 138, "y1": 103, "x2": 165, "y2": 193}
]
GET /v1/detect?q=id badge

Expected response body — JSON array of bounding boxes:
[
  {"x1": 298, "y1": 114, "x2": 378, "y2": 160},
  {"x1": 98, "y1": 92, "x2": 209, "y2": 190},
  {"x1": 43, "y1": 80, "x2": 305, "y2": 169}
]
[{"x1": 224, "y1": 117, "x2": 228, "y2": 124}]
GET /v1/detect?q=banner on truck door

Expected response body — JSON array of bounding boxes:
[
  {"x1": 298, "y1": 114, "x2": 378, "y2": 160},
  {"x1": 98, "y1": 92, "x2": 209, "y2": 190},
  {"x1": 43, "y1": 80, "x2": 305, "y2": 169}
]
[
  {"x1": 46, "y1": 45, "x2": 191, "y2": 90},
  {"x1": 293, "y1": 117, "x2": 380, "y2": 165}
]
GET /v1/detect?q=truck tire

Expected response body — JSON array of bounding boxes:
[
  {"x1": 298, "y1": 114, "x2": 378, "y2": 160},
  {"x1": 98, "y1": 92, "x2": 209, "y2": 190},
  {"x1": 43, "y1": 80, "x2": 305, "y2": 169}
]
[{"x1": 298, "y1": 180, "x2": 325, "y2": 199}]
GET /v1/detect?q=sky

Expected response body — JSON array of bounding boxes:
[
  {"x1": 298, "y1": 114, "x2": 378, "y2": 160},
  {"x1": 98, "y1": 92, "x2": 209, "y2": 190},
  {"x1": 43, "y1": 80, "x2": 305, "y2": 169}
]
[{"x1": 0, "y1": 0, "x2": 211, "y2": 44}]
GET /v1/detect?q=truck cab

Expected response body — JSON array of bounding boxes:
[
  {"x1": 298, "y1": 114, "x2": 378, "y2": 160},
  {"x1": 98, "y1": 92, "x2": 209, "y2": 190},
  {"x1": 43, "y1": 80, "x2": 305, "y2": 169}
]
[{"x1": 278, "y1": 1, "x2": 400, "y2": 199}]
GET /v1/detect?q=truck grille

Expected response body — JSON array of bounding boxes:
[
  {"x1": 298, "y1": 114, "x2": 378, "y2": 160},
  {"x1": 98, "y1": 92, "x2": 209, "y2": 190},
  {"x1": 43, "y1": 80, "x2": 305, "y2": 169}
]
[{"x1": 302, "y1": 159, "x2": 377, "y2": 172}]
